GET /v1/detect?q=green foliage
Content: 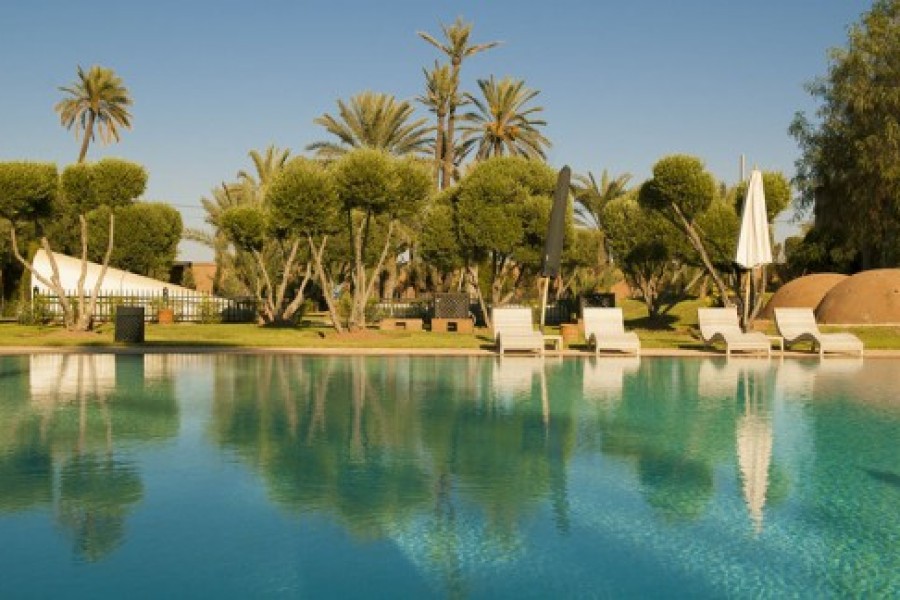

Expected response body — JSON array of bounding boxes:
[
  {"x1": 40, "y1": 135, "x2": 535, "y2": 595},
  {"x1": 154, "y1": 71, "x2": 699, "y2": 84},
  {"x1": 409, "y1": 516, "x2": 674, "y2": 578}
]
[
  {"x1": 791, "y1": 0, "x2": 900, "y2": 268},
  {"x1": 86, "y1": 203, "x2": 183, "y2": 278},
  {"x1": 419, "y1": 197, "x2": 461, "y2": 272},
  {"x1": 784, "y1": 228, "x2": 860, "y2": 276},
  {"x1": 60, "y1": 163, "x2": 96, "y2": 212},
  {"x1": 0, "y1": 162, "x2": 59, "y2": 223},
  {"x1": 695, "y1": 199, "x2": 739, "y2": 268},
  {"x1": 638, "y1": 155, "x2": 717, "y2": 220},
  {"x1": 221, "y1": 206, "x2": 269, "y2": 253},
  {"x1": 454, "y1": 156, "x2": 557, "y2": 261},
  {"x1": 459, "y1": 76, "x2": 551, "y2": 160},
  {"x1": 333, "y1": 149, "x2": 394, "y2": 212},
  {"x1": 197, "y1": 297, "x2": 223, "y2": 324},
  {"x1": 306, "y1": 92, "x2": 431, "y2": 158},
  {"x1": 90, "y1": 159, "x2": 147, "y2": 207},
  {"x1": 266, "y1": 157, "x2": 339, "y2": 236},
  {"x1": 603, "y1": 194, "x2": 685, "y2": 317},
  {"x1": 733, "y1": 171, "x2": 792, "y2": 222},
  {"x1": 331, "y1": 148, "x2": 432, "y2": 218}
]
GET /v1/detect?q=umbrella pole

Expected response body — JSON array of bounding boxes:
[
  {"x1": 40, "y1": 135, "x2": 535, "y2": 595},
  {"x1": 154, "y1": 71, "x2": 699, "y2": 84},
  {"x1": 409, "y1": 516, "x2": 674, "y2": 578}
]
[
  {"x1": 539, "y1": 276, "x2": 549, "y2": 330},
  {"x1": 743, "y1": 269, "x2": 752, "y2": 331}
]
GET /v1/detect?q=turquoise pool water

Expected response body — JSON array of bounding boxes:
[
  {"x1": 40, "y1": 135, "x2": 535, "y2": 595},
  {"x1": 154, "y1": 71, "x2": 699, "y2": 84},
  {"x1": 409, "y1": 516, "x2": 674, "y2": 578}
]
[{"x1": 0, "y1": 354, "x2": 897, "y2": 598}]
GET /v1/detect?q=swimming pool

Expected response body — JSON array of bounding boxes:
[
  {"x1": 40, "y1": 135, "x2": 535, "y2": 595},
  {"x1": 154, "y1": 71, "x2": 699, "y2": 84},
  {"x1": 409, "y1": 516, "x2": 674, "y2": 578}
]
[{"x1": 0, "y1": 354, "x2": 897, "y2": 597}]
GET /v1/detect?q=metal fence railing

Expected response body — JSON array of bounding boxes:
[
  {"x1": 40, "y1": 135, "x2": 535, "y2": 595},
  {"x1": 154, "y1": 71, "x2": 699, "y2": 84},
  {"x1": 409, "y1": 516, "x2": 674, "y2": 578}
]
[{"x1": 32, "y1": 289, "x2": 258, "y2": 323}]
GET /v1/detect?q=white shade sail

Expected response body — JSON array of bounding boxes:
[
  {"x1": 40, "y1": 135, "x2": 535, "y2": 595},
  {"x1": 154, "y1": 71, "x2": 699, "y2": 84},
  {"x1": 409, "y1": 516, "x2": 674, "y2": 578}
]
[{"x1": 735, "y1": 169, "x2": 773, "y2": 269}]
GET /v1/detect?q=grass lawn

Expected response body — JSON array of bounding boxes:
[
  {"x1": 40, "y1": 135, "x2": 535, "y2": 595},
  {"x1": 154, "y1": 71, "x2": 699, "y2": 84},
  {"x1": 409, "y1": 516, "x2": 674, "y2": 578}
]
[{"x1": 0, "y1": 298, "x2": 898, "y2": 350}]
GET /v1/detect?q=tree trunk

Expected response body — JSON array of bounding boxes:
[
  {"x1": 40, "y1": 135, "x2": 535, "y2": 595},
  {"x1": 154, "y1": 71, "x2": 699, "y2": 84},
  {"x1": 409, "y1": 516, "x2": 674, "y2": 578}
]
[
  {"x1": 466, "y1": 263, "x2": 490, "y2": 330},
  {"x1": 81, "y1": 213, "x2": 116, "y2": 331},
  {"x1": 434, "y1": 111, "x2": 445, "y2": 189},
  {"x1": 442, "y1": 106, "x2": 455, "y2": 190},
  {"x1": 77, "y1": 112, "x2": 95, "y2": 163},
  {"x1": 308, "y1": 235, "x2": 344, "y2": 333},
  {"x1": 9, "y1": 229, "x2": 75, "y2": 328},
  {"x1": 671, "y1": 203, "x2": 733, "y2": 306}
]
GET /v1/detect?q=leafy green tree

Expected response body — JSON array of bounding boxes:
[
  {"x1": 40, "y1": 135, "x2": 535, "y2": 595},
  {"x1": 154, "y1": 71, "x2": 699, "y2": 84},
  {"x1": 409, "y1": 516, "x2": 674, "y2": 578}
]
[
  {"x1": 220, "y1": 200, "x2": 311, "y2": 326},
  {"x1": 418, "y1": 17, "x2": 499, "y2": 188},
  {"x1": 54, "y1": 65, "x2": 133, "y2": 163},
  {"x1": 0, "y1": 162, "x2": 58, "y2": 315},
  {"x1": 446, "y1": 157, "x2": 559, "y2": 325},
  {"x1": 791, "y1": 0, "x2": 900, "y2": 269},
  {"x1": 639, "y1": 155, "x2": 732, "y2": 305},
  {"x1": 460, "y1": 76, "x2": 550, "y2": 160},
  {"x1": 603, "y1": 194, "x2": 687, "y2": 318},
  {"x1": 332, "y1": 149, "x2": 431, "y2": 328},
  {"x1": 86, "y1": 202, "x2": 182, "y2": 279},
  {"x1": 306, "y1": 92, "x2": 431, "y2": 158},
  {"x1": 265, "y1": 158, "x2": 343, "y2": 331},
  {"x1": 56, "y1": 158, "x2": 147, "y2": 330},
  {"x1": 186, "y1": 147, "x2": 291, "y2": 297}
]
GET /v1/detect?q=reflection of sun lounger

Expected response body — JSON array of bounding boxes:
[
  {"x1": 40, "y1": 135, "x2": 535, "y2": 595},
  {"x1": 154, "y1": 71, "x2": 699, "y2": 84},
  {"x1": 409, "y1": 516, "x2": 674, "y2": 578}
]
[
  {"x1": 583, "y1": 308, "x2": 640, "y2": 355},
  {"x1": 698, "y1": 358, "x2": 772, "y2": 399},
  {"x1": 582, "y1": 356, "x2": 639, "y2": 401},
  {"x1": 491, "y1": 357, "x2": 545, "y2": 409},
  {"x1": 774, "y1": 308, "x2": 864, "y2": 357},
  {"x1": 492, "y1": 307, "x2": 544, "y2": 355},
  {"x1": 698, "y1": 308, "x2": 772, "y2": 356}
]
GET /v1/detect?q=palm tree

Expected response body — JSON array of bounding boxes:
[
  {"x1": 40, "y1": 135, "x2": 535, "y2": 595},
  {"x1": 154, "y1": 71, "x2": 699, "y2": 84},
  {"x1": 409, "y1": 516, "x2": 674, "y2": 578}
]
[
  {"x1": 185, "y1": 146, "x2": 291, "y2": 294},
  {"x1": 571, "y1": 170, "x2": 632, "y2": 229},
  {"x1": 459, "y1": 76, "x2": 550, "y2": 160},
  {"x1": 54, "y1": 65, "x2": 133, "y2": 163},
  {"x1": 306, "y1": 92, "x2": 431, "y2": 158},
  {"x1": 418, "y1": 17, "x2": 499, "y2": 188},
  {"x1": 417, "y1": 62, "x2": 458, "y2": 189},
  {"x1": 237, "y1": 145, "x2": 291, "y2": 203},
  {"x1": 571, "y1": 169, "x2": 632, "y2": 265}
]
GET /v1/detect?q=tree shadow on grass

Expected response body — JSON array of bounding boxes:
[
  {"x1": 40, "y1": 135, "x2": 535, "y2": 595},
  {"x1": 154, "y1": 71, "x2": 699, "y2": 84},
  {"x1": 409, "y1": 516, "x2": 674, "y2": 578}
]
[{"x1": 628, "y1": 314, "x2": 678, "y2": 331}]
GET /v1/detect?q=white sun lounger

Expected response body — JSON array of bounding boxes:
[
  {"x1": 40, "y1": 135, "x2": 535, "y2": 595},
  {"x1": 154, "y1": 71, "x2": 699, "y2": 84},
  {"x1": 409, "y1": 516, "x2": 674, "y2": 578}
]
[
  {"x1": 697, "y1": 307, "x2": 772, "y2": 356},
  {"x1": 774, "y1": 307, "x2": 864, "y2": 357},
  {"x1": 583, "y1": 307, "x2": 640, "y2": 355},
  {"x1": 492, "y1": 307, "x2": 544, "y2": 355}
]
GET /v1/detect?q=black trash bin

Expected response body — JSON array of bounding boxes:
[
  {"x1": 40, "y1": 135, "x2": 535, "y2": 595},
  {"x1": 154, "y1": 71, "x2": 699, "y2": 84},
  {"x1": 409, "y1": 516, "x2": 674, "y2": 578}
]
[{"x1": 115, "y1": 306, "x2": 145, "y2": 343}]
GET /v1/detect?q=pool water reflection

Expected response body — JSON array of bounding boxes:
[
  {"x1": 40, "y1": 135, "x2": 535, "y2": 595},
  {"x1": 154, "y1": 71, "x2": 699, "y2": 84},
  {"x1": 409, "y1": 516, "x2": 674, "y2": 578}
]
[{"x1": 0, "y1": 354, "x2": 897, "y2": 597}]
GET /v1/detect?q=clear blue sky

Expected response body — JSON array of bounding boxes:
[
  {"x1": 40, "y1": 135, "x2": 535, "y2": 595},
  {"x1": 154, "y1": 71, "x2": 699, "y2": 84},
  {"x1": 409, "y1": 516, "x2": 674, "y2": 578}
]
[{"x1": 0, "y1": 0, "x2": 872, "y2": 261}]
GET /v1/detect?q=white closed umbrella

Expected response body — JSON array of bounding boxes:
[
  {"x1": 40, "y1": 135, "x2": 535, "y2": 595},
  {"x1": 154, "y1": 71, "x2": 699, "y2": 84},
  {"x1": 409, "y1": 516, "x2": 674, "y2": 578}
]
[
  {"x1": 735, "y1": 169, "x2": 772, "y2": 328},
  {"x1": 735, "y1": 169, "x2": 772, "y2": 269}
]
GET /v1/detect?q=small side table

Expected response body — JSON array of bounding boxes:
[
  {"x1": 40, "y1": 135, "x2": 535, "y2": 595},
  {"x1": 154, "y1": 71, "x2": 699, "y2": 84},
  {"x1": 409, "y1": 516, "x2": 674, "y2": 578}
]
[
  {"x1": 768, "y1": 335, "x2": 784, "y2": 354},
  {"x1": 543, "y1": 334, "x2": 563, "y2": 351}
]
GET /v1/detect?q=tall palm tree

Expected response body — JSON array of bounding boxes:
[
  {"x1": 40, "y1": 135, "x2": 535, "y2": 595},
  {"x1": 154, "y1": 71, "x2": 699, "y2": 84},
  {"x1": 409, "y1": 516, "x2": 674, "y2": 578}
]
[
  {"x1": 418, "y1": 17, "x2": 499, "y2": 188},
  {"x1": 571, "y1": 169, "x2": 632, "y2": 265},
  {"x1": 571, "y1": 170, "x2": 632, "y2": 229},
  {"x1": 54, "y1": 65, "x2": 133, "y2": 163},
  {"x1": 417, "y1": 62, "x2": 458, "y2": 189},
  {"x1": 185, "y1": 146, "x2": 291, "y2": 294},
  {"x1": 306, "y1": 91, "x2": 431, "y2": 158},
  {"x1": 459, "y1": 76, "x2": 550, "y2": 160},
  {"x1": 237, "y1": 145, "x2": 291, "y2": 203}
]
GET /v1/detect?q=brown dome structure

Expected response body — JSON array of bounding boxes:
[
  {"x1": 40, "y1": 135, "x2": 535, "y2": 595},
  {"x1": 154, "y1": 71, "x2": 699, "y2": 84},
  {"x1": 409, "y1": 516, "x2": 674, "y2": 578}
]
[
  {"x1": 759, "y1": 273, "x2": 847, "y2": 319},
  {"x1": 816, "y1": 269, "x2": 900, "y2": 324}
]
